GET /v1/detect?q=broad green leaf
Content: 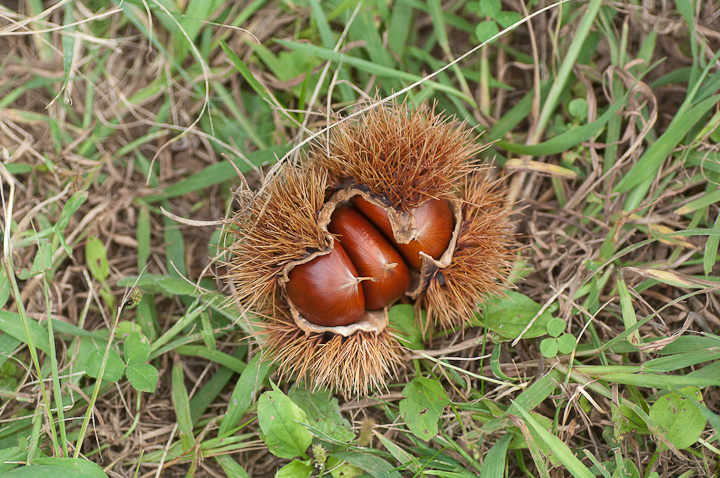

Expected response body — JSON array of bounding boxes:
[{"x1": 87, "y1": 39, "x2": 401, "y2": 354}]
[
  {"x1": 475, "y1": 20, "x2": 499, "y2": 44},
  {"x1": 276, "y1": 459, "x2": 313, "y2": 478},
  {"x1": 539, "y1": 338, "x2": 559, "y2": 358},
  {"x1": 289, "y1": 385, "x2": 355, "y2": 443},
  {"x1": 568, "y1": 98, "x2": 588, "y2": 120},
  {"x1": 479, "y1": 0, "x2": 501, "y2": 17},
  {"x1": 123, "y1": 332, "x2": 150, "y2": 364},
  {"x1": 85, "y1": 236, "x2": 109, "y2": 282},
  {"x1": 496, "y1": 10, "x2": 523, "y2": 28},
  {"x1": 649, "y1": 387, "x2": 706, "y2": 449},
  {"x1": 546, "y1": 317, "x2": 565, "y2": 338},
  {"x1": 326, "y1": 456, "x2": 363, "y2": 478},
  {"x1": 398, "y1": 377, "x2": 450, "y2": 442},
  {"x1": 611, "y1": 459, "x2": 640, "y2": 478},
  {"x1": 126, "y1": 363, "x2": 159, "y2": 393},
  {"x1": 388, "y1": 304, "x2": 423, "y2": 350},
  {"x1": 479, "y1": 291, "x2": 554, "y2": 339},
  {"x1": 116, "y1": 321, "x2": 142, "y2": 337},
  {"x1": 118, "y1": 274, "x2": 200, "y2": 297},
  {"x1": 387, "y1": 0, "x2": 413, "y2": 53},
  {"x1": 557, "y1": 334, "x2": 577, "y2": 355},
  {"x1": 0, "y1": 335, "x2": 20, "y2": 368},
  {"x1": 84, "y1": 349, "x2": 125, "y2": 382},
  {"x1": 257, "y1": 385, "x2": 313, "y2": 459}
]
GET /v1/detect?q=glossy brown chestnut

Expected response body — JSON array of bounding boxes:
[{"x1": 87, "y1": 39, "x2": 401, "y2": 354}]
[
  {"x1": 329, "y1": 206, "x2": 411, "y2": 310},
  {"x1": 285, "y1": 243, "x2": 365, "y2": 327},
  {"x1": 353, "y1": 197, "x2": 454, "y2": 270}
]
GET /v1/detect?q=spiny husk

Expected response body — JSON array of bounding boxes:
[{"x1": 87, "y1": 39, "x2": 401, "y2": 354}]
[
  {"x1": 311, "y1": 101, "x2": 482, "y2": 210},
  {"x1": 225, "y1": 165, "x2": 401, "y2": 395},
  {"x1": 259, "y1": 310, "x2": 404, "y2": 395},
  {"x1": 224, "y1": 165, "x2": 329, "y2": 312},
  {"x1": 224, "y1": 102, "x2": 514, "y2": 395},
  {"x1": 423, "y1": 171, "x2": 516, "y2": 329}
]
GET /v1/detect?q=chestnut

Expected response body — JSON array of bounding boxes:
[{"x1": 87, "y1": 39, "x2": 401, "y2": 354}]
[
  {"x1": 353, "y1": 197, "x2": 454, "y2": 270},
  {"x1": 285, "y1": 243, "x2": 365, "y2": 327},
  {"x1": 329, "y1": 206, "x2": 411, "y2": 310}
]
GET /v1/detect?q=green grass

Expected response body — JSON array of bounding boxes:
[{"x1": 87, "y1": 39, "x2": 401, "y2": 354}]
[{"x1": 1, "y1": 0, "x2": 719, "y2": 477}]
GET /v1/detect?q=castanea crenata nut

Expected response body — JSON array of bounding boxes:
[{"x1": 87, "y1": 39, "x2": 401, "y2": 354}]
[{"x1": 225, "y1": 102, "x2": 515, "y2": 395}]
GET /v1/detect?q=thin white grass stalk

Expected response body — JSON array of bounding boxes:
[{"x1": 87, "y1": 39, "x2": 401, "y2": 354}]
[
  {"x1": 0, "y1": 0, "x2": 72, "y2": 34},
  {"x1": 155, "y1": 423, "x2": 180, "y2": 478},
  {"x1": 0, "y1": 163, "x2": 60, "y2": 458},
  {"x1": 0, "y1": 7, "x2": 120, "y2": 48},
  {"x1": 0, "y1": 7, "x2": 121, "y2": 36},
  {"x1": 259, "y1": 0, "x2": 572, "y2": 195},
  {"x1": 419, "y1": 353, "x2": 526, "y2": 389}
]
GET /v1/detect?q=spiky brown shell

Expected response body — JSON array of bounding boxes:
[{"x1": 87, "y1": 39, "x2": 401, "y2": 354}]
[
  {"x1": 423, "y1": 171, "x2": 516, "y2": 329},
  {"x1": 259, "y1": 310, "x2": 404, "y2": 395},
  {"x1": 224, "y1": 165, "x2": 403, "y2": 395},
  {"x1": 311, "y1": 102, "x2": 482, "y2": 210},
  {"x1": 224, "y1": 101, "x2": 515, "y2": 395},
  {"x1": 224, "y1": 165, "x2": 329, "y2": 312}
]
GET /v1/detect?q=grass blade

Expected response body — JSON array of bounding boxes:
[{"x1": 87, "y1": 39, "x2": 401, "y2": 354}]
[
  {"x1": 171, "y1": 359, "x2": 197, "y2": 449},
  {"x1": 514, "y1": 405, "x2": 595, "y2": 478}
]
